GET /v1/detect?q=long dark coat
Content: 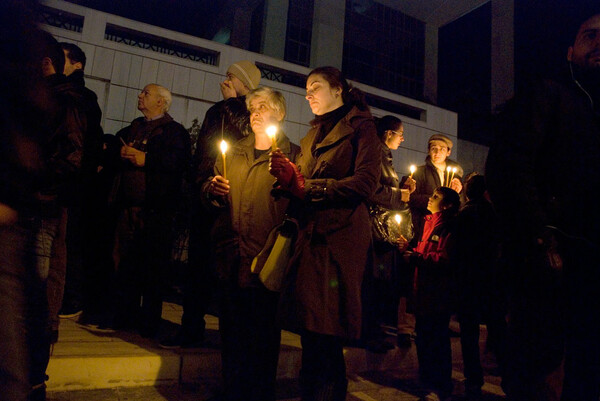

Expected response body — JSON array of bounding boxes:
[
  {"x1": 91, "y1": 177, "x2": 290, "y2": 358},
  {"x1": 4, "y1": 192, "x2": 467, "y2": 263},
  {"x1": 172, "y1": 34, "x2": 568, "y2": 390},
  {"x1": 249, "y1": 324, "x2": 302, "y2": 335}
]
[{"x1": 282, "y1": 106, "x2": 381, "y2": 340}]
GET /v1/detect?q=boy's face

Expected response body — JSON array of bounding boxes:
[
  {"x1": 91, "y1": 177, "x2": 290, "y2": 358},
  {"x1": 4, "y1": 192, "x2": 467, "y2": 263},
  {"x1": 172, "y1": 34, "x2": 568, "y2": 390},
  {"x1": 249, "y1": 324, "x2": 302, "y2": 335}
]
[
  {"x1": 427, "y1": 190, "x2": 444, "y2": 214},
  {"x1": 428, "y1": 140, "x2": 451, "y2": 165}
]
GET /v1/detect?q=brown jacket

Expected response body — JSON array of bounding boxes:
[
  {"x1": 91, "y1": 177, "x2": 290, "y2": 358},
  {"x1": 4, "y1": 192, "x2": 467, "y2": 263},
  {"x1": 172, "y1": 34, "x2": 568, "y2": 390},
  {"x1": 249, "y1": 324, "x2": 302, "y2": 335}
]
[
  {"x1": 283, "y1": 106, "x2": 381, "y2": 339},
  {"x1": 206, "y1": 132, "x2": 299, "y2": 287}
]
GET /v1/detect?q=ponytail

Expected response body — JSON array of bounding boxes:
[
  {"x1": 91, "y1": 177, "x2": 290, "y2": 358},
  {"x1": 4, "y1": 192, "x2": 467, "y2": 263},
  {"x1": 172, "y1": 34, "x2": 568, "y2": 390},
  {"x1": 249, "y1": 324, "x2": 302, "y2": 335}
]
[{"x1": 308, "y1": 66, "x2": 370, "y2": 111}]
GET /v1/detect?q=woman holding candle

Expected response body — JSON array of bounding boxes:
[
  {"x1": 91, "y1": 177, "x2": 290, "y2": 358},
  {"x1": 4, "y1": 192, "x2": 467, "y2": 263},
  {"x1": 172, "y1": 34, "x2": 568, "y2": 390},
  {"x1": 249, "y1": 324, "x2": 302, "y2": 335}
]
[
  {"x1": 362, "y1": 115, "x2": 416, "y2": 352},
  {"x1": 402, "y1": 186, "x2": 460, "y2": 401},
  {"x1": 269, "y1": 66, "x2": 381, "y2": 400},
  {"x1": 204, "y1": 87, "x2": 299, "y2": 401}
]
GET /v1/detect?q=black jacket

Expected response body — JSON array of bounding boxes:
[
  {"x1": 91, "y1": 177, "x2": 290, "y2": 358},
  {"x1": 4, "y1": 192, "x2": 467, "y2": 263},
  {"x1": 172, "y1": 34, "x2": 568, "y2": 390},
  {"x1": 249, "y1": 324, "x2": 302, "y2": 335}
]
[
  {"x1": 193, "y1": 96, "x2": 251, "y2": 184},
  {"x1": 38, "y1": 73, "x2": 85, "y2": 213},
  {"x1": 369, "y1": 143, "x2": 408, "y2": 210},
  {"x1": 486, "y1": 74, "x2": 600, "y2": 245},
  {"x1": 110, "y1": 114, "x2": 191, "y2": 211},
  {"x1": 63, "y1": 70, "x2": 104, "y2": 178}
]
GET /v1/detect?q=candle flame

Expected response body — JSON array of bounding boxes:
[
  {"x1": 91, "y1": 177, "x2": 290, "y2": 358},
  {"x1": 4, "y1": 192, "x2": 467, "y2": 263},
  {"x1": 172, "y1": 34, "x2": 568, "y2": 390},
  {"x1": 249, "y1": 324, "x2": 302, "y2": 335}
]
[
  {"x1": 446, "y1": 166, "x2": 452, "y2": 172},
  {"x1": 410, "y1": 165, "x2": 416, "y2": 174},
  {"x1": 266, "y1": 125, "x2": 277, "y2": 139},
  {"x1": 220, "y1": 139, "x2": 228, "y2": 154},
  {"x1": 394, "y1": 214, "x2": 401, "y2": 225},
  {"x1": 452, "y1": 167, "x2": 457, "y2": 173}
]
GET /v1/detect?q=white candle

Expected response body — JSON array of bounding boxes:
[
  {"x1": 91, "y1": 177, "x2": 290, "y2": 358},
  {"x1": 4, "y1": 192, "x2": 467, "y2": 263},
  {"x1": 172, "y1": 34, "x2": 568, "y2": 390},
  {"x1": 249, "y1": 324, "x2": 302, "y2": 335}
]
[
  {"x1": 450, "y1": 167, "x2": 457, "y2": 184},
  {"x1": 266, "y1": 125, "x2": 277, "y2": 151},
  {"x1": 220, "y1": 140, "x2": 228, "y2": 180}
]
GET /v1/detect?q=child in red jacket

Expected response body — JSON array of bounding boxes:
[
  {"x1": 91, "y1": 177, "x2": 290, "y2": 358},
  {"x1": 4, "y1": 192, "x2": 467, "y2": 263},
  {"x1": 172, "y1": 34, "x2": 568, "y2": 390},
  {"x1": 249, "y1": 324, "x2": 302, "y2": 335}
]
[{"x1": 399, "y1": 186, "x2": 460, "y2": 401}]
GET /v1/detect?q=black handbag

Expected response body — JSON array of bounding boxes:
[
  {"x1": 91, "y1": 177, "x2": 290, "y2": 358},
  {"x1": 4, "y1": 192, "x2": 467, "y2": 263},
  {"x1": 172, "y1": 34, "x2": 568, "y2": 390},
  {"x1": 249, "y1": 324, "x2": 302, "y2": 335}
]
[{"x1": 369, "y1": 204, "x2": 414, "y2": 245}]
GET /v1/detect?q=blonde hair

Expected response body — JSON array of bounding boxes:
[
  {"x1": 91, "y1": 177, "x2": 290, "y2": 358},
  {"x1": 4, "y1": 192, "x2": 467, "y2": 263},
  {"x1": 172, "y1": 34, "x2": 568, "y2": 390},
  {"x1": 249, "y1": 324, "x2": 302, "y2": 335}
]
[{"x1": 245, "y1": 87, "x2": 286, "y2": 120}]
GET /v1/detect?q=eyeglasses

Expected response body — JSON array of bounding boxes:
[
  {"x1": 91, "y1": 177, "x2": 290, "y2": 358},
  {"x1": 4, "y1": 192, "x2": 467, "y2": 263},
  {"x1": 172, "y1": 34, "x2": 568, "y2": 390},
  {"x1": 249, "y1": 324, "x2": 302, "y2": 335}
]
[{"x1": 388, "y1": 130, "x2": 404, "y2": 138}]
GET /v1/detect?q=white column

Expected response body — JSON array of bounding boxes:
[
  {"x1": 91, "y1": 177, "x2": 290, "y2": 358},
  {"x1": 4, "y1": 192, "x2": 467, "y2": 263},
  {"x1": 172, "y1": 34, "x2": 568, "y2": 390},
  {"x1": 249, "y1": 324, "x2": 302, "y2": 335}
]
[
  {"x1": 262, "y1": 0, "x2": 289, "y2": 59},
  {"x1": 491, "y1": 0, "x2": 514, "y2": 110},
  {"x1": 423, "y1": 23, "x2": 439, "y2": 104},
  {"x1": 310, "y1": 0, "x2": 345, "y2": 69},
  {"x1": 81, "y1": 8, "x2": 107, "y2": 43}
]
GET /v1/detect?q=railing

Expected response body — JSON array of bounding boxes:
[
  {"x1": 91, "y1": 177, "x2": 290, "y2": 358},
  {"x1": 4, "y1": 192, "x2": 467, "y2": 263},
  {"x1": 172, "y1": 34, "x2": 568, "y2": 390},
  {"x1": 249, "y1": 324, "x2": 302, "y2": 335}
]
[
  {"x1": 256, "y1": 62, "x2": 307, "y2": 89},
  {"x1": 104, "y1": 24, "x2": 219, "y2": 66},
  {"x1": 39, "y1": 4, "x2": 84, "y2": 33}
]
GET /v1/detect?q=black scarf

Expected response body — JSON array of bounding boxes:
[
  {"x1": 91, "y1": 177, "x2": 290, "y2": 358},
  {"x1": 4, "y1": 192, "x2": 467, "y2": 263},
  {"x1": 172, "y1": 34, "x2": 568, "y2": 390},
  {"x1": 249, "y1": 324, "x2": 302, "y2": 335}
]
[{"x1": 311, "y1": 103, "x2": 352, "y2": 145}]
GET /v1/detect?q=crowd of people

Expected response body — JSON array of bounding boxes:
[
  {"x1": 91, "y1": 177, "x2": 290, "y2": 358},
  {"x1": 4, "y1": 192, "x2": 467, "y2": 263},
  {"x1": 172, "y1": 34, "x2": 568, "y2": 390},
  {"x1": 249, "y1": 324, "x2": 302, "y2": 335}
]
[{"x1": 1, "y1": 2, "x2": 599, "y2": 401}]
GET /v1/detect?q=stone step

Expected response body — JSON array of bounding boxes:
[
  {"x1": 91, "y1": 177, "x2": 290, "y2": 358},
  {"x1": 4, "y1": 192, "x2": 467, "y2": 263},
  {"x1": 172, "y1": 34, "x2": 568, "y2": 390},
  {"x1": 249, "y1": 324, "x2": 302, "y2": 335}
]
[{"x1": 46, "y1": 302, "x2": 424, "y2": 393}]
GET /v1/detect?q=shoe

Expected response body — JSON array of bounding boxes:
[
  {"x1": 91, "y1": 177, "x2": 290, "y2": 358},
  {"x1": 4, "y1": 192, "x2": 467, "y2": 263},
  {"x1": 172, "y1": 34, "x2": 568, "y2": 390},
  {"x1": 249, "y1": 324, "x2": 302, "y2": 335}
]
[
  {"x1": 58, "y1": 306, "x2": 83, "y2": 319},
  {"x1": 365, "y1": 338, "x2": 394, "y2": 354},
  {"x1": 423, "y1": 391, "x2": 441, "y2": 401},
  {"x1": 397, "y1": 333, "x2": 413, "y2": 348},
  {"x1": 423, "y1": 391, "x2": 452, "y2": 401}
]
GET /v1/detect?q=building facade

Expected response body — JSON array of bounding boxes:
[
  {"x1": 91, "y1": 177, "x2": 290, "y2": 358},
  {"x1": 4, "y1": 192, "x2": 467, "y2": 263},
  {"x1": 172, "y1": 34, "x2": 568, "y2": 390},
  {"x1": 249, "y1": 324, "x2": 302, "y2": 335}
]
[{"x1": 42, "y1": 0, "x2": 461, "y2": 176}]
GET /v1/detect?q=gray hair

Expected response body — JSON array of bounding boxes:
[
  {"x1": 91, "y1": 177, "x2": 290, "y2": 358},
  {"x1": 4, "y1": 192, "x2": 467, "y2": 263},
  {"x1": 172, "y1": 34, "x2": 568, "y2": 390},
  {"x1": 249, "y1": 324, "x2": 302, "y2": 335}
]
[
  {"x1": 154, "y1": 84, "x2": 172, "y2": 112},
  {"x1": 245, "y1": 86, "x2": 286, "y2": 120}
]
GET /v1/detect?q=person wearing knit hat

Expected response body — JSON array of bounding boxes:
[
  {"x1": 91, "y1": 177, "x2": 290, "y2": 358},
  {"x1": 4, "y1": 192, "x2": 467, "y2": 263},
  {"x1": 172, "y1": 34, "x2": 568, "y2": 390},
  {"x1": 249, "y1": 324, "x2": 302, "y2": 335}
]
[
  {"x1": 159, "y1": 62, "x2": 259, "y2": 350},
  {"x1": 221, "y1": 60, "x2": 261, "y2": 100}
]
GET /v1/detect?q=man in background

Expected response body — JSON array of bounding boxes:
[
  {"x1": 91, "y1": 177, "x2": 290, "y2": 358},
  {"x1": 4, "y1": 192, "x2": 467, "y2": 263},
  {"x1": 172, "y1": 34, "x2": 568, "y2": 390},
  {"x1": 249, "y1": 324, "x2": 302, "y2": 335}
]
[
  {"x1": 486, "y1": 13, "x2": 600, "y2": 400},
  {"x1": 160, "y1": 60, "x2": 261, "y2": 348}
]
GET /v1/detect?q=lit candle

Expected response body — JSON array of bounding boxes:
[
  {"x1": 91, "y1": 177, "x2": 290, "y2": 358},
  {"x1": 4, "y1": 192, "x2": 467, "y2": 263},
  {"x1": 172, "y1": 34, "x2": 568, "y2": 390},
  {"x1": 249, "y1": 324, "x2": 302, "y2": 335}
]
[
  {"x1": 409, "y1": 165, "x2": 416, "y2": 179},
  {"x1": 220, "y1": 140, "x2": 228, "y2": 180},
  {"x1": 266, "y1": 125, "x2": 277, "y2": 152},
  {"x1": 449, "y1": 167, "x2": 457, "y2": 184},
  {"x1": 445, "y1": 166, "x2": 452, "y2": 187},
  {"x1": 394, "y1": 213, "x2": 402, "y2": 226}
]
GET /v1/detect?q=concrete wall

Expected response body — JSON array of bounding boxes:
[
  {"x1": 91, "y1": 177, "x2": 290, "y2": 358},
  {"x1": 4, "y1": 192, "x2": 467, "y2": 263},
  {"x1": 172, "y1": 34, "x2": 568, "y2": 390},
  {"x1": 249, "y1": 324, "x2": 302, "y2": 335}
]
[{"x1": 42, "y1": 0, "x2": 460, "y2": 178}]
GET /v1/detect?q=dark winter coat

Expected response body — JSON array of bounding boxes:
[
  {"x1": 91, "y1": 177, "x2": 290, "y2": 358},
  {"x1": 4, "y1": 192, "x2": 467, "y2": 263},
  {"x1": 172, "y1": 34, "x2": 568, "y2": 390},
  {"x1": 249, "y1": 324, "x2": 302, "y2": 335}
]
[
  {"x1": 111, "y1": 113, "x2": 191, "y2": 211},
  {"x1": 282, "y1": 106, "x2": 381, "y2": 340},
  {"x1": 369, "y1": 143, "x2": 408, "y2": 210},
  {"x1": 486, "y1": 73, "x2": 600, "y2": 383},
  {"x1": 37, "y1": 73, "x2": 85, "y2": 215},
  {"x1": 62, "y1": 70, "x2": 104, "y2": 178},
  {"x1": 205, "y1": 132, "x2": 300, "y2": 287},
  {"x1": 193, "y1": 96, "x2": 251, "y2": 184},
  {"x1": 454, "y1": 198, "x2": 502, "y2": 312}
]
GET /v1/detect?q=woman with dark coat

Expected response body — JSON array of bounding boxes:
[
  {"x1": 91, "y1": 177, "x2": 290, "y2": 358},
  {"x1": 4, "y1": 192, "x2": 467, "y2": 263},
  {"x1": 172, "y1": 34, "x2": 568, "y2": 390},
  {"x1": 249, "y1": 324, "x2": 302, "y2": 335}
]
[
  {"x1": 205, "y1": 87, "x2": 299, "y2": 401},
  {"x1": 269, "y1": 66, "x2": 381, "y2": 401},
  {"x1": 362, "y1": 115, "x2": 416, "y2": 352}
]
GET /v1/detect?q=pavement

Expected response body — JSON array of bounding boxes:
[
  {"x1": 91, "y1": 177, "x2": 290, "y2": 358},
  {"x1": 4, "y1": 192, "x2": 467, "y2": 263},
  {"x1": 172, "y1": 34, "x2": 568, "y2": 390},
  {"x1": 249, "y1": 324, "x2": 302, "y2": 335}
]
[{"x1": 46, "y1": 302, "x2": 506, "y2": 401}]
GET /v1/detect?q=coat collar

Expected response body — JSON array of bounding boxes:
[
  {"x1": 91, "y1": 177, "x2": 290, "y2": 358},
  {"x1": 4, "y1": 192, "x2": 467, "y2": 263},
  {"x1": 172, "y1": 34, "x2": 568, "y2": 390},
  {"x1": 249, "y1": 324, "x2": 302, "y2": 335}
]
[
  {"x1": 311, "y1": 106, "x2": 371, "y2": 151},
  {"x1": 233, "y1": 131, "x2": 293, "y2": 163}
]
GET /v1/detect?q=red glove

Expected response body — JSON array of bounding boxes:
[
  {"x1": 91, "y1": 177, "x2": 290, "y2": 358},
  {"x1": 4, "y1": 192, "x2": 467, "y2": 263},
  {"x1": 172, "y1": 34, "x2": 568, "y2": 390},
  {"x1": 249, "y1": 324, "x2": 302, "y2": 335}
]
[{"x1": 269, "y1": 150, "x2": 305, "y2": 199}]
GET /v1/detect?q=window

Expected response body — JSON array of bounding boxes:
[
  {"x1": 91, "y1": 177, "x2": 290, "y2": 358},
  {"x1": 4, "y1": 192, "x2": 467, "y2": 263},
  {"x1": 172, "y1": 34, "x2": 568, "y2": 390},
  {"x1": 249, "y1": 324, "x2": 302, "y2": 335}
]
[
  {"x1": 285, "y1": 0, "x2": 314, "y2": 67},
  {"x1": 343, "y1": 0, "x2": 425, "y2": 99}
]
